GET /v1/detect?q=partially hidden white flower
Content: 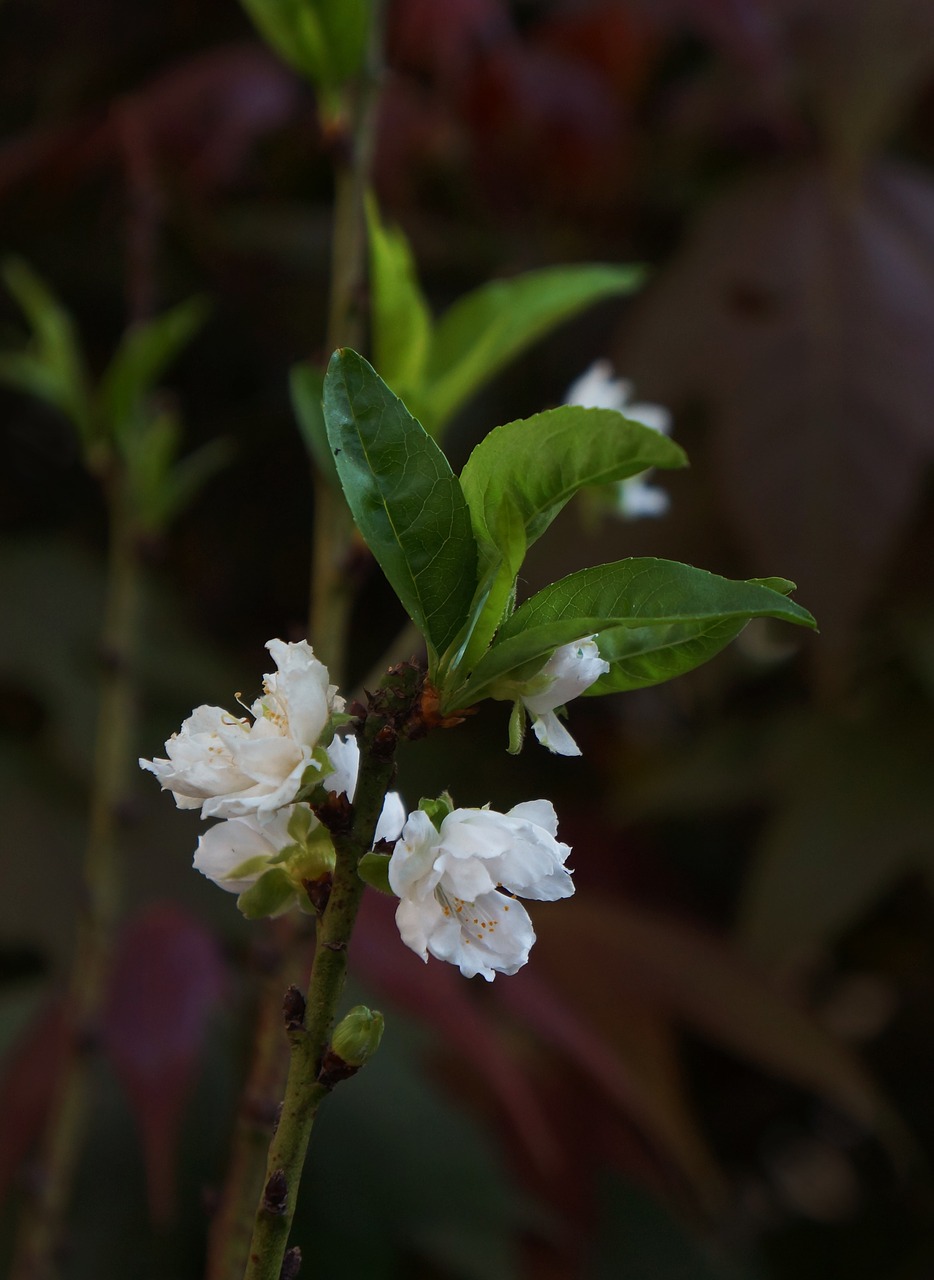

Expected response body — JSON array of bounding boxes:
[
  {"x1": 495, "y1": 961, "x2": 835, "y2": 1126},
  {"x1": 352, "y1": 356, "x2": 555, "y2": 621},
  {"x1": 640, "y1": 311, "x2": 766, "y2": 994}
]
[
  {"x1": 565, "y1": 358, "x2": 673, "y2": 518},
  {"x1": 388, "y1": 800, "x2": 573, "y2": 981},
  {"x1": 192, "y1": 733, "x2": 406, "y2": 903},
  {"x1": 140, "y1": 639, "x2": 342, "y2": 820},
  {"x1": 518, "y1": 637, "x2": 609, "y2": 756}
]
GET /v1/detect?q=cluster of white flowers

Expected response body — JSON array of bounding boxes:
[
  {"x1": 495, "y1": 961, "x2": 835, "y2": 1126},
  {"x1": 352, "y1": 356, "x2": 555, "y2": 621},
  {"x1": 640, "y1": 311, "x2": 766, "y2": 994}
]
[
  {"x1": 141, "y1": 638, "x2": 577, "y2": 978},
  {"x1": 141, "y1": 640, "x2": 404, "y2": 911},
  {"x1": 565, "y1": 359, "x2": 673, "y2": 518}
]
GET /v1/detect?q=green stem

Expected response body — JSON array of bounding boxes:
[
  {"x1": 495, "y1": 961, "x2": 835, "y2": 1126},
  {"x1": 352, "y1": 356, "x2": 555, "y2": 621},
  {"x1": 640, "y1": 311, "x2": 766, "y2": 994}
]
[
  {"x1": 10, "y1": 483, "x2": 140, "y2": 1280},
  {"x1": 242, "y1": 709, "x2": 398, "y2": 1280}
]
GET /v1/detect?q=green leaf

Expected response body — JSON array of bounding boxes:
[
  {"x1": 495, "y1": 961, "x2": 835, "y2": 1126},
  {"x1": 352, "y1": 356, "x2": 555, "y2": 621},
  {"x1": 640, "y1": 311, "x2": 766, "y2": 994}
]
[
  {"x1": 237, "y1": 867, "x2": 297, "y2": 919},
  {"x1": 366, "y1": 194, "x2": 432, "y2": 397},
  {"x1": 422, "y1": 263, "x2": 645, "y2": 432},
  {"x1": 357, "y1": 852, "x2": 393, "y2": 895},
  {"x1": 445, "y1": 559, "x2": 816, "y2": 709},
  {"x1": 455, "y1": 406, "x2": 687, "y2": 670},
  {"x1": 0, "y1": 258, "x2": 91, "y2": 440},
  {"x1": 290, "y1": 360, "x2": 337, "y2": 484},
  {"x1": 323, "y1": 348, "x2": 478, "y2": 663},
  {"x1": 97, "y1": 297, "x2": 207, "y2": 445},
  {"x1": 239, "y1": 0, "x2": 370, "y2": 102}
]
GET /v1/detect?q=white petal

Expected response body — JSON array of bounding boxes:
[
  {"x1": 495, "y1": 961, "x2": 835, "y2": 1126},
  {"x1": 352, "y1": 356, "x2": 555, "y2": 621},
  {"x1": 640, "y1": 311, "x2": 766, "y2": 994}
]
[
  {"x1": 624, "y1": 401, "x2": 672, "y2": 436},
  {"x1": 193, "y1": 811, "x2": 290, "y2": 893},
  {"x1": 564, "y1": 360, "x2": 631, "y2": 411},
  {"x1": 530, "y1": 711, "x2": 582, "y2": 757},
  {"x1": 323, "y1": 733, "x2": 360, "y2": 798},
  {"x1": 617, "y1": 478, "x2": 671, "y2": 519},
  {"x1": 388, "y1": 809, "x2": 442, "y2": 899},
  {"x1": 375, "y1": 791, "x2": 406, "y2": 843}
]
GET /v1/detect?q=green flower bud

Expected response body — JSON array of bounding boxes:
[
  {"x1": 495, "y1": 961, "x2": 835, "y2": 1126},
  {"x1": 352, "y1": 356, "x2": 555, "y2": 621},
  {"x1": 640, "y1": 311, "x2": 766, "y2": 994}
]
[{"x1": 318, "y1": 1005, "x2": 384, "y2": 1088}]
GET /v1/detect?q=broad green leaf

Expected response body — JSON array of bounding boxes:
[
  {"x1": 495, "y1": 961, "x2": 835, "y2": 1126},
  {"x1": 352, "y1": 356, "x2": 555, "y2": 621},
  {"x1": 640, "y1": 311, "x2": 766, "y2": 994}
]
[
  {"x1": 323, "y1": 348, "x2": 478, "y2": 662},
  {"x1": 366, "y1": 195, "x2": 432, "y2": 396},
  {"x1": 0, "y1": 258, "x2": 91, "y2": 440},
  {"x1": 98, "y1": 297, "x2": 207, "y2": 445},
  {"x1": 455, "y1": 406, "x2": 687, "y2": 670},
  {"x1": 461, "y1": 406, "x2": 687, "y2": 552},
  {"x1": 422, "y1": 263, "x2": 644, "y2": 432},
  {"x1": 445, "y1": 559, "x2": 816, "y2": 709},
  {"x1": 290, "y1": 360, "x2": 337, "y2": 484}
]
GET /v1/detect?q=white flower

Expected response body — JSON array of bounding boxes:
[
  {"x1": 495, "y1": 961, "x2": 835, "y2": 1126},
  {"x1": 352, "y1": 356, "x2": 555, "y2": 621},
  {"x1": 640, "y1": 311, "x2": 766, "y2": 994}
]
[
  {"x1": 191, "y1": 735, "x2": 406, "y2": 905},
  {"x1": 519, "y1": 637, "x2": 609, "y2": 756},
  {"x1": 565, "y1": 359, "x2": 673, "y2": 518},
  {"x1": 388, "y1": 800, "x2": 573, "y2": 981},
  {"x1": 194, "y1": 807, "x2": 296, "y2": 895},
  {"x1": 140, "y1": 639, "x2": 342, "y2": 820}
]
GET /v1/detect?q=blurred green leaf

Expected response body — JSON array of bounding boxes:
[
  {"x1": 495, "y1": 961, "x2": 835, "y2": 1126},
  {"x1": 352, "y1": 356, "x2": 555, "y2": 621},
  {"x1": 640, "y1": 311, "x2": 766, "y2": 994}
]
[
  {"x1": 357, "y1": 852, "x2": 393, "y2": 895},
  {"x1": 239, "y1": 0, "x2": 370, "y2": 105},
  {"x1": 0, "y1": 258, "x2": 91, "y2": 441},
  {"x1": 290, "y1": 360, "x2": 337, "y2": 484},
  {"x1": 366, "y1": 195, "x2": 433, "y2": 400},
  {"x1": 97, "y1": 297, "x2": 208, "y2": 446},
  {"x1": 323, "y1": 349, "x2": 478, "y2": 664},
  {"x1": 447, "y1": 560, "x2": 816, "y2": 709},
  {"x1": 423, "y1": 263, "x2": 644, "y2": 432}
]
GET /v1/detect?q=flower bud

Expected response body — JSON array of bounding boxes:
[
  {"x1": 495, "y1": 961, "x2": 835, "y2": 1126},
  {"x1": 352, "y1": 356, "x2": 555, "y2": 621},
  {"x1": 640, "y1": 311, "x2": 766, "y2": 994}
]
[{"x1": 318, "y1": 1005, "x2": 384, "y2": 1088}]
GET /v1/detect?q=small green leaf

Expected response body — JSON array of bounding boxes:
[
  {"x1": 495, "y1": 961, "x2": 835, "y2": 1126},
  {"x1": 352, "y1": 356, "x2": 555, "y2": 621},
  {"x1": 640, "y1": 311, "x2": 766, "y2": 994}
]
[
  {"x1": 97, "y1": 297, "x2": 208, "y2": 445},
  {"x1": 445, "y1": 559, "x2": 816, "y2": 709},
  {"x1": 455, "y1": 406, "x2": 687, "y2": 671},
  {"x1": 323, "y1": 348, "x2": 478, "y2": 664},
  {"x1": 366, "y1": 194, "x2": 432, "y2": 396},
  {"x1": 237, "y1": 867, "x2": 297, "y2": 919},
  {"x1": 290, "y1": 361, "x2": 337, "y2": 484},
  {"x1": 0, "y1": 258, "x2": 91, "y2": 440},
  {"x1": 357, "y1": 852, "x2": 393, "y2": 895},
  {"x1": 423, "y1": 264, "x2": 645, "y2": 432},
  {"x1": 239, "y1": 0, "x2": 370, "y2": 105}
]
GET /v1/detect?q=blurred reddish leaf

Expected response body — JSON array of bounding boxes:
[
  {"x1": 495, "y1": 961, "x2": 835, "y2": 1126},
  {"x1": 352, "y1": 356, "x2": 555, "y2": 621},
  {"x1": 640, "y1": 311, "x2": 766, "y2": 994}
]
[
  {"x1": 533, "y1": 2, "x2": 663, "y2": 101},
  {"x1": 102, "y1": 903, "x2": 227, "y2": 1225},
  {"x1": 0, "y1": 44, "x2": 302, "y2": 198},
  {"x1": 533, "y1": 895, "x2": 886, "y2": 1129},
  {"x1": 387, "y1": 0, "x2": 511, "y2": 83},
  {"x1": 0, "y1": 996, "x2": 67, "y2": 1205},
  {"x1": 620, "y1": 158, "x2": 934, "y2": 655}
]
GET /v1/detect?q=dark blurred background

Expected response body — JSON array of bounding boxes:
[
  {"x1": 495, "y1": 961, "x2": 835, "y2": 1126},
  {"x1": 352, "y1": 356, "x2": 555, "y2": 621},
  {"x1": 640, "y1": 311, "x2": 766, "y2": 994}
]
[{"x1": 4, "y1": 1, "x2": 934, "y2": 1276}]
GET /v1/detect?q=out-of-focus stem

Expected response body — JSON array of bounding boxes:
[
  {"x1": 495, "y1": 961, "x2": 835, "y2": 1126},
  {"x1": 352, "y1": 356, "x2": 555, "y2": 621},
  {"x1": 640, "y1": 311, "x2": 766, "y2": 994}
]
[
  {"x1": 309, "y1": 1, "x2": 384, "y2": 681},
  {"x1": 10, "y1": 484, "x2": 140, "y2": 1280}
]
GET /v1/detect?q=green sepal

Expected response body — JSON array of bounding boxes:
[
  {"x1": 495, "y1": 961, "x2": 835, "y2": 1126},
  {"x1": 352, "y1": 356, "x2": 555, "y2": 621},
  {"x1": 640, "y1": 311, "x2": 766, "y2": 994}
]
[
  {"x1": 418, "y1": 793, "x2": 454, "y2": 831},
  {"x1": 237, "y1": 867, "x2": 297, "y2": 919},
  {"x1": 225, "y1": 854, "x2": 276, "y2": 882},
  {"x1": 507, "y1": 700, "x2": 526, "y2": 756},
  {"x1": 357, "y1": 852, "x2": 393, "y2": 895},
  {"x1": 287, "y1": 805, "x2": 315, "y2": 843}
]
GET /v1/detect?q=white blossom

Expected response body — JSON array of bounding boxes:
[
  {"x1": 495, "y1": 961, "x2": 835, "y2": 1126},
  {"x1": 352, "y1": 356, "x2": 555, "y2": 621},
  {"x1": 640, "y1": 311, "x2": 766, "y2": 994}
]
[
  {"x1": 388, "y1": 800, "x2": 573, "y2": 981},
  {"x1": 519, "y1": 637, "x2": 609, "y2": 756},
  {"x1": 140, "y1": 639, "x2": 342, "y2": 820},
  {"x1": 565, "y1": 359, "x2": 673, "y2": 518},
  {"x1": 194, "y1": 807, "x2": 296, "y2": 895}
]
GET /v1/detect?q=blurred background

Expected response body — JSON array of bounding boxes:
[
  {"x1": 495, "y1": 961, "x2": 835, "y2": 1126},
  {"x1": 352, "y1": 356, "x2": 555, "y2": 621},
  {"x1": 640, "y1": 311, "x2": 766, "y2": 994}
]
[{"x1": 3, "y1": 0, "x2": 934, "y2": 1276}]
